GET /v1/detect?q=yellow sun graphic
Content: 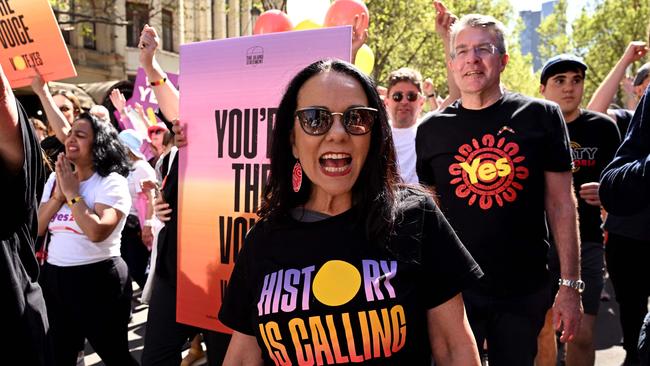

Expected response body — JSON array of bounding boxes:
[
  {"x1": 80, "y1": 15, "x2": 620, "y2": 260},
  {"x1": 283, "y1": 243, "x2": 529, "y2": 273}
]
[
  {"x1": 312, "y1": 260, "x2": 361, "y2": 306},
  {"x1": 449, "y1": 133, "x2": 529, "y2": 210}
]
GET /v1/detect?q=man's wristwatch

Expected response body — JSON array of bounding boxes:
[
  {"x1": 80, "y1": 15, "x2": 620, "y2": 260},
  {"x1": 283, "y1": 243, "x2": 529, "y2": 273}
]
[{"x1": 558, "y1": 278, "x2": 585, "y2": 293}]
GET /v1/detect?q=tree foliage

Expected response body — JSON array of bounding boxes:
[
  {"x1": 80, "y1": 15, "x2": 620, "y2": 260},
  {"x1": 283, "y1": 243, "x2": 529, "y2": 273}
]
[
  {"x1": 538, "y1": 0, "x2": 650, "y2": 104},
  {"x1": 366, "y1": 0, "x2": 537, "y2": 98},
  {"x1": 537, "y1": 0, "x2": 571, "y2": 62}
]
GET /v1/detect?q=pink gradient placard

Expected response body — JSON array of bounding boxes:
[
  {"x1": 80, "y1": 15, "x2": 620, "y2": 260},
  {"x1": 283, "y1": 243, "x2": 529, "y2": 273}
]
[{"x1": 178, "y1": 27, "x2": 352, "y2": 332}]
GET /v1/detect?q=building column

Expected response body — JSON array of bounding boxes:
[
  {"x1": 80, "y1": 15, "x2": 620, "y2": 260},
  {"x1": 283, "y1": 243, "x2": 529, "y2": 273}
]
[
  {"x1": 213, "y1": 0, "x2": 226, "y2": 39},
  {"x1": 228, "y1": 0, "x2": 240, "y2": 37},
  {"x1": 240, "y1": 0, "x2": 252, "y2": 36}
]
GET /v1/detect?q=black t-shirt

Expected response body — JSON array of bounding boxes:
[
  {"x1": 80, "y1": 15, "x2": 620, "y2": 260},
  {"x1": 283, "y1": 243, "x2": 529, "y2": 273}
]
[
  {"x1": 155, "y1": 151, "x2": 179, "y2": 284},
  {"x1": 566, "y1": 110, "x2": 620, "y2": 243},
  {"x1": 0, "y1": 101, "x2": 50, "y2": 365},
  {"x1": 219, "y1": 192, "x2": 482, "y2": 365},
  {"x1": 611, "y1": 108, "x2": 633, "y2": 138},
  {"x1": 416, "y1": 92, "x2": 573, "y2": 296}
]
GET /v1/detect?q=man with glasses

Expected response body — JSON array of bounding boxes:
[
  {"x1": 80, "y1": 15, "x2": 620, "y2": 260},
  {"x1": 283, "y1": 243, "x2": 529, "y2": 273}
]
[
  {"x1": 416, "y1": 14, "x2": 582, "y2": 365},
  {"x1": 384, "y1": 67, "x2": 426, "y2": 183}
]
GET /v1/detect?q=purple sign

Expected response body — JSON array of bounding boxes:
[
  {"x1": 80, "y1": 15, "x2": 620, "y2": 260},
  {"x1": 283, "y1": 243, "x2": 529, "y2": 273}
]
[{"x1": 126, "y1": 67, "x2": 179, "y2": 127}]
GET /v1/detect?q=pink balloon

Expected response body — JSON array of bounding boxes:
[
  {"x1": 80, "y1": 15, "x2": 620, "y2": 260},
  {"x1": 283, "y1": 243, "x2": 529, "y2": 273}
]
[
  {"x1": 323, "y1": 0, "x2": 369, "y2": 34},
  {"x1": 253, "y1": 10, "x2": 293, "y2": 35}
]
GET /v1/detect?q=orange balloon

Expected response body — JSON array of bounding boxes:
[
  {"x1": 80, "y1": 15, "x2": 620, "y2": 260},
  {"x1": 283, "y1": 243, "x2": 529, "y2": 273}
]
[
  {"x1": 323, "y1": 0, "x2": 369, "y2": 34},
  {"x1": 253, "y1": 10, "x2": 293, "y2": 35}
]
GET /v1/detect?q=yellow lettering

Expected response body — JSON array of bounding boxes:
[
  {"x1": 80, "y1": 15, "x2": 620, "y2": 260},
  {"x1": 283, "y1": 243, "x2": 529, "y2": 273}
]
[
  {"x1": 390, "y1": 305, "x2": 407, "y2": 352},
  {"x1": 259, "y1": 322, "x2": 292, "y2": 366},
  {"x1": 459, "y1": 158, "x2": 481, "y2": 184},
  {"x1": 461, "y1": 157, "x2": 512, "y2": 184},
  {"x1": 308, "y1": 316, "x2": 334, "y2": 365},
  {"x1": 324, "y1": 315, "x2": 349, "y2": 364},
  {"x1": 358, "y1": 311, "x2": 372, "y2": 359},
  {"x1": 342, "y1": 313, "x2": 364, "y2": 362},
  {"x1": 495, "y1": 157, "x2": 511, "y2": 177},
  {"x1": 478, "y1": 162, "x2": 497, "y2": 182},
  {"x1": 288, "y1": 318, "x2": 314, "y2": 366},
  {"x1": 368, "y1": 309, "x2": 392, "y2": 357}
]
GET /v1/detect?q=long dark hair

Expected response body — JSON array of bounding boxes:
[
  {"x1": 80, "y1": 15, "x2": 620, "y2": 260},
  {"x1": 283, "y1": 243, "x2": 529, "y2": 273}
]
[
  {"x1": 76, "y1": 112, "x2": 131, "y2": 178},
  {"x1": 259, "y1": 58, "x2": 402, "y2": 244}
]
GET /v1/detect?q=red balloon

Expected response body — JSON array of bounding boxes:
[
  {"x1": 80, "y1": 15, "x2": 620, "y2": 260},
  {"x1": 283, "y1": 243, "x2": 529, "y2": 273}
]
[
  {"x1": 323, "y1": 0, "x2": 369, "y2": 34},
  {"x1": 253, "y1": 10, "x2": 293, "y2": 35}
]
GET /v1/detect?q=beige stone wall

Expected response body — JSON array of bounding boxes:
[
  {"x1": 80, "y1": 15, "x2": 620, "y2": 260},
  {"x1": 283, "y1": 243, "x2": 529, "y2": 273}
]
[{"x1": 60, "y1": 0, "x2": 257, "y2": 82}]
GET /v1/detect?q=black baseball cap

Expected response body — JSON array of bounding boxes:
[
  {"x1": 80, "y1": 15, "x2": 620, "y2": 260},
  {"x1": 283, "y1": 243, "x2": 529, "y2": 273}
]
[
  {"x1": 540, "y1": 54, "x2": 588, "y2": 84},
  {"x1": 633, "y1": 63, "x2": 650, "y2": 86}
]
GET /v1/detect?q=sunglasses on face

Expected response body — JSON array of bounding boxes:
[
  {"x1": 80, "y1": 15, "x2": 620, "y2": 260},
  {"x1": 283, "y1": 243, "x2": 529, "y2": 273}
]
[
  {"x1": 294, "y1": 107, "x2": 377, "y2": 136},
  {"x1": 391, "y1": 91, "x2": 420, "y2": 102}
]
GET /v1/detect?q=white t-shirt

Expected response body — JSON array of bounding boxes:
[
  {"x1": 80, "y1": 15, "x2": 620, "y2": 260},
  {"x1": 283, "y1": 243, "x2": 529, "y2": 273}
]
[
  {"x1": 391, "y1": 123, "x2": 419, "y2": 184},
  {"x1": 127, "y1": 159, "x2": 157, "y2": 216},
  {"x1": 41, "y1": 172, "x2": 131, "y2": 266}
]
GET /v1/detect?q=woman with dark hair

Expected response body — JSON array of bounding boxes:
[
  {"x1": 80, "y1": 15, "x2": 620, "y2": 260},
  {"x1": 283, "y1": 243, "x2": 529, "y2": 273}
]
[
  {"x1": 37, "y1": 112, "x2": 139, "y2": 365},
  {"x1": 219, "y1": 59, "x2": 483, "y2": 365}
]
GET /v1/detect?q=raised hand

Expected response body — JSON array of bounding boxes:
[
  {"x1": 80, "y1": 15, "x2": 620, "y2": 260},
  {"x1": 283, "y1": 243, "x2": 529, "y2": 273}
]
[
  {"x1": 139, "y1": 24, "x2": 161, "y2": 71},
  {"x1": 109, "y1": 88, "x2": 127, "y2": 115},
  {"x1": 351, "y1": 13, "x2": 368, "y2": 62},
  {"x1": 434, "y1": 1, "x2": 457, "y2": 44},
  {"x1": 30, "y1": 70, "x2": 49, "y2": 96},
  {"x1": 622, "y1": 41, "x2": 648, "y2": 65}
]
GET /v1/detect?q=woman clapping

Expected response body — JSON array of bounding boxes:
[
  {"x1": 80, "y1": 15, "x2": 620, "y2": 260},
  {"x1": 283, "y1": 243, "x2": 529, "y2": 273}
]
[{"x1": 37, "y1": 113, "x2": 138, "y2": 365}]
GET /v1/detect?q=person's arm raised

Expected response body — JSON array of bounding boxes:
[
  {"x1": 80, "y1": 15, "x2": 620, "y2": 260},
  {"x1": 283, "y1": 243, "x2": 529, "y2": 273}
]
[
  {"x1": 587, "y1": 41, "x2": 647, "y2": 115},
  {"x1": 139, "y1": 24, "x2": 179, "y2": 122},
  {"x1": 0, "y1": 64, "x2": 22, "y2": 173},
  {"x1": 31, "y1": 72, "x2": 71, "y2": 143},
  {"x1": 434, "y1": 0, "x2": 459, "y2": 111}
]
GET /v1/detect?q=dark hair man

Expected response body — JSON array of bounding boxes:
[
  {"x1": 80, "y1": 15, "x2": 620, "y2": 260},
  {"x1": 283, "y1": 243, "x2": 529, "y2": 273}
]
[{"x1": 537, "y1": 54, "x2": 620, "y2": 366}]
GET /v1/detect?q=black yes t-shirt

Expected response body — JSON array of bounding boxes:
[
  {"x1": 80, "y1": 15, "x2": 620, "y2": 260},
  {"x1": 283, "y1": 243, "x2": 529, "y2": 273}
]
[
  {"x1": 416, "y1": 92, "x2": 573, "y2": 295},
  {"x1": 219, "y1": 193, "x2": 482, "y2": 365},
  {"x1": 567, "y1": 110, "x2": 620, "y2": 243}
]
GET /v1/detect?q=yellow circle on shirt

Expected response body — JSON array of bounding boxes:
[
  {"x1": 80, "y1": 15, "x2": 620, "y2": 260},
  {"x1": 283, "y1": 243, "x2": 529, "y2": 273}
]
[
  {"x1": 312, "y1": 260, "x2": 361, "y2": 306},
  {"x1": 13, "y1": 56, "x2": 26, "y2": 71}
]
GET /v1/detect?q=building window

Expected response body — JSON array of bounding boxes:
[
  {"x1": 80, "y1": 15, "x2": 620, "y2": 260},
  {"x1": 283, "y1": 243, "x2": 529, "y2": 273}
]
[
  {"x1": 126, "y1": 2, "x2": 149, "y2": 48},
  {"x1": 162, "y1": 9, "x2": 173, "y2": 52},
  {"x1": 53, "y1": 0, "x2": 74, "y2": 44},
  {"x1": 83, "y1": 23, "x2": 96, "y2": 50}
]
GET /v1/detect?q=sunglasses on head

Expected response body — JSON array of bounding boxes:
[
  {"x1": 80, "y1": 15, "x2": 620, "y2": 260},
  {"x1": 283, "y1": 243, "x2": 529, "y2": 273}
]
[
  {"x1": 391, "y1": 91, "x2": 420, "y2": 102},
  {"x1": 295, "y1": 107, "x2": 377, "y2": 136}
]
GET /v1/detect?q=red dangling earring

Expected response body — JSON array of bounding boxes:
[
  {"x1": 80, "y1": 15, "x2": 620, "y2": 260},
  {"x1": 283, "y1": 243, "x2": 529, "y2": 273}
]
[{"x1": 292, "y1": 160, "x2": 302, "y2": 192}]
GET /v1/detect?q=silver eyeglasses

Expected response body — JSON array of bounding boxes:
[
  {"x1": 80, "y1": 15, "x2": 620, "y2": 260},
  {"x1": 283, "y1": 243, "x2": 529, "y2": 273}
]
[{"x1": 451, "y1": 43, "x2": 501, "y2": 60}]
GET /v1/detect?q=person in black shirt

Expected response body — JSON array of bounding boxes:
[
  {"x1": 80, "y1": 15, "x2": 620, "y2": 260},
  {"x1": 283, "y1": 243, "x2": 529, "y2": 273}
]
[
  {"x1": 536, "y1": 54, "x2": 621, "y2": 366},
  {"x1": 0, "y1": 66, "x2": 51, "y2": 364},
  {"x1": 600, "y1": 83, "x2": 650, "y2": 366},
  {"x1": 219, "y1": 59, "x2": 483, "y2": 365},
  {"x1": 416, "y1": 14, "x2": 582, "y2": 366}
]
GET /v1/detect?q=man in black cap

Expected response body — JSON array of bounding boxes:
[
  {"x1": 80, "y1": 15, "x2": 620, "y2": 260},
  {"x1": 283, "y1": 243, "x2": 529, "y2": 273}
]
[
  {"x1": 587, "y1": 41, "x2": 649, "y2": 136},
  {"x1": 536, "y1": 54, "x2": 621, "y2": 366}
]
